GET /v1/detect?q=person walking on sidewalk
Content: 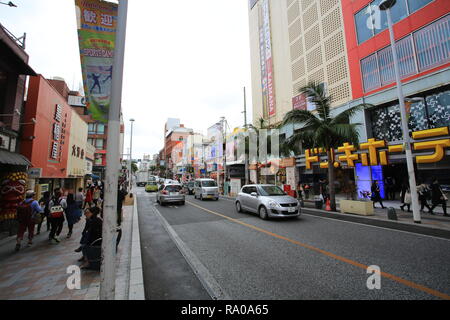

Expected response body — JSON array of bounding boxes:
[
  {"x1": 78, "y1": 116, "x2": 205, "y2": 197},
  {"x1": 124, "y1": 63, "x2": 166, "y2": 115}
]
[
  {"x1": 37, "y1": 191, "x2": 51, "y2": 235},
  {"x1": 48, "y1": 189, "x2": 67, "y2": 244},
  {"x1": 83, "y1": 186, "x2": 93, "y2": 209},
  {"x1": 430, "y1": 178, "x2": 449, "y2": 216},
  {"x1": 15, "y1": 191, "x2": 44, "y2": 251},
  {"x1": 75, "y1": 188, "x2": 85, "y2": 209},
  {"x1": 417, "y1": 182, "x2": 432, "y2": 213},
  {"x1": 371, "y1": 181, "x2": 385, "y2": 209},
  {"x1": 400, "y1": 185, "x2": 412, "y2": 212},
  {"x1": 65, "y1": 193, "x2": 82, "y2": 239},
  {"x1": 92, "y1": 186, "x2": 101, "y2": 207}
]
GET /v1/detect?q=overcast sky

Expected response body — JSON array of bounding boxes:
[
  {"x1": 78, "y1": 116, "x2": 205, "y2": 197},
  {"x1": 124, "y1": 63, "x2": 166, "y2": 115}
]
[{"x1": 0, "y1": 0, "x2": 253, "y2": 159}]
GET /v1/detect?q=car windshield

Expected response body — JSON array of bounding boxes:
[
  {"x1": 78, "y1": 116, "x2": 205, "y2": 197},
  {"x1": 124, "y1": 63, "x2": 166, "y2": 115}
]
[
  {"x1": 165, "y1": 185, "x2": 182, "y2": 192},
  {"x1": 201, "y1": 181, "x2": 217, "y2": 187},
  {"x1": 259, "y1": 186, "x2": 286, "y2": 196},
  {"x1": 148, "y1": 182, "x2": 157, "y2": 186}
]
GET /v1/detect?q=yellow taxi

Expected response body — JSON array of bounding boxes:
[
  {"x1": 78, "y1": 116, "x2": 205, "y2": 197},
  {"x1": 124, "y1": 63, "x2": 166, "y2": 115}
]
[{"x1": 145, "y1": 181, "x2": 159, "y2": 193}]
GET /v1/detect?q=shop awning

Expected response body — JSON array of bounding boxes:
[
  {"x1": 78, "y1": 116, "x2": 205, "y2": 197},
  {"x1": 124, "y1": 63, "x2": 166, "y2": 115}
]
[{"x1": 0, "y1": 150, "x2": 31, "y2": 166}]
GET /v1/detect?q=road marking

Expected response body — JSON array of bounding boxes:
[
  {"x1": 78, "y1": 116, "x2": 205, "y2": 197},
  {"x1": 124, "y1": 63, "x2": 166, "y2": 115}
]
[{"x1": 186, "y1": 200, "x2": 450, "y2": 300}]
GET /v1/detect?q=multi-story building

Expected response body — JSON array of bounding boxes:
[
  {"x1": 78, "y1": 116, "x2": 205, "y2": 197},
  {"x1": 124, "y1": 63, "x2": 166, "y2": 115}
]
[
  {"x1": 162, "y1": 118, "x2": 193, "y2": 178},
  {"x1": 248, "y1": 0, "x2": 450, "y2": 196},
  {"x1": 0, "y1": 23, "x2": 35, "y2": 229}
]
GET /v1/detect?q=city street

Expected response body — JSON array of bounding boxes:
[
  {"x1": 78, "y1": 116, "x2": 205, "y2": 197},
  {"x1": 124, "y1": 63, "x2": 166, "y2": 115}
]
[{"x1": 136, "y1": 187, "x2": 450, "y2": 300}]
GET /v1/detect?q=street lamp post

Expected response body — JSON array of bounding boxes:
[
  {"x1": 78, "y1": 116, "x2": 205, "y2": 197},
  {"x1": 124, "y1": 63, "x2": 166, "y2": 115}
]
[
  {"x1": 128, "y1": 118, "x2": 135, "y2": 191},
  {"x1": 379, "y1": 0, "x2": 421, "y2": 223}
]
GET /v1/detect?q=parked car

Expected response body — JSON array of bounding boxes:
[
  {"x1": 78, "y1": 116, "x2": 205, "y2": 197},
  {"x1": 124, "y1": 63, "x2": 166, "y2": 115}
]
[
  {"x1": 145, "y1": 181, "x2": 158, "y2": 193},
  {"x1": 156, "y1": 183, "x2": 185, "y2": 206},
  {"x1": 194, "y1": 179, "x2": 219, "y2": 201},
  {"x1": 235, "y1": 184, "x2": 301, "y2": 220}
]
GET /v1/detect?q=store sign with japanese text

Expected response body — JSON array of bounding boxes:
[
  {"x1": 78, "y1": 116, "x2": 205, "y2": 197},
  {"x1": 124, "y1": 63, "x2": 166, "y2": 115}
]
[
  {"x1": 304, "y1": 127, "x2": 450, "y2": 169},
  {"x1": 49, "y1": 104, "x2": 67, "y2": 162},
  {"x1": 75, "y1": 0, "x2": 118, "y2": 123}
]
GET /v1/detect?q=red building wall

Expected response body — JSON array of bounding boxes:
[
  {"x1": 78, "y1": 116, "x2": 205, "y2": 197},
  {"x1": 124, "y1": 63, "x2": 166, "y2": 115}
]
[
  {"x1": 21, "y1": 75, "x2": 72, "y2": 178},
  {"x1": 342, "y1": 0, "x2": 450, "y2": 99}
]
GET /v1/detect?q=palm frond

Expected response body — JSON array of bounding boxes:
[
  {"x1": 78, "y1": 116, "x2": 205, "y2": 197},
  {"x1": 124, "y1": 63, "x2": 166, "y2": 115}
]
[
  {"x1": 331, "y1": 104, "x2": 372, "y2": 125},
  {"x1": 299, "y1": 82, "x2": 331, "y2": 121}
]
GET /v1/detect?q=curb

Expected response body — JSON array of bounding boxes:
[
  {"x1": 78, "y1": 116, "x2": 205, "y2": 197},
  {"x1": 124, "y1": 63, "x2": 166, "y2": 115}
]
[
  {"x1": 302, "y1": 207, "x2": 450, "y2": 240},
  {"x1": 128, "y1": 196, "x2": 145, "y2": 300}
]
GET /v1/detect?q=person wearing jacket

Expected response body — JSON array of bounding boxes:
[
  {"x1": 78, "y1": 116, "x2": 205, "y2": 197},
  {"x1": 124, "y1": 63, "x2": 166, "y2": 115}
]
[
  {"x1": 417, "y1": 182, "x2": 432, "y2": 213},
  {"x1": 83, "y1": 186, "x2": 94, "y2": 209},
  {"x1": 80, "y1": 206, "x2": 103, "y2": 269},
  {"x1": 48, "y1": 189, "x2": 67, "y2": 244},
  {"x1": 371, "y1": 181, "x2": 385, "y2": 209},
  {"x1": 15, "y1": 190, "x2": 44, "y2": 251},
  {"x1": 65, "y1": 193, "x2": 82, "y2": 239},
  {"x1": 430, "y1": 178, "x2": 449, "y2": 216},
  {"x1": 37, "y1": 191, "x2": 51, "y2": 234}
]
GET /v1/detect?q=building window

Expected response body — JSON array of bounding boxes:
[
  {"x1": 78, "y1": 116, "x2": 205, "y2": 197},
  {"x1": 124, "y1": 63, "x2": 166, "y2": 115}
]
[
  {"x1": 361, "y1": 15, "x2": 449, "y2": 93},
  {"x1": 97, "y1": 123, "x2": 105, "y2": 134},
  {"x1": 95, "y1": 139, "x2": 104, "y2": 149},
  {"x1": 88, "y1": 138, "x2": 94, "y2": 146},
  {"x1": 407, "y1": 0, "x2": 433, "y2": 14},
  {"x1": 413, "y1": 15, "x2": 450, "y2": 72},
  {"x1": 88, "y1": 123, "x2": 96, "y2": 134},
  {"x1": 355, "y1": 0, "x2": 434, "y2": 44}
]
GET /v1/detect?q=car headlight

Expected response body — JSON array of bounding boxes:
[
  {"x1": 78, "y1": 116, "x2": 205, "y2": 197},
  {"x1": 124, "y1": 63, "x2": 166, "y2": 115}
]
[{"x1": 268, "y1": 201, "x2": 279, "y2": 209}]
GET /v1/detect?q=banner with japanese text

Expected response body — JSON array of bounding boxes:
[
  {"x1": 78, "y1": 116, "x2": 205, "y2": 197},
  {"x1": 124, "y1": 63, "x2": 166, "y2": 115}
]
[{"x1": 75, "y1": 0, "x2": 118, "y2": 122}]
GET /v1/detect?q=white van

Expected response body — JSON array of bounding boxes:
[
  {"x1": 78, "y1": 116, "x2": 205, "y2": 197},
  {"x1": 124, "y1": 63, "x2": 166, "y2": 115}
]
[{"x1": 194, "y1": 179, "x2": 219, "y2": 201}]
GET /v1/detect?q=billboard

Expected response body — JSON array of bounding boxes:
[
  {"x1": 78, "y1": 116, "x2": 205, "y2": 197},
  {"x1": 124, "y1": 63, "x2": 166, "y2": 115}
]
[
  {"x1": 258, "y1": 0, "x2": 276, "y2": 117},
  {"x1": 75, "y1": 0, "x2": 118, "y2": 123}
]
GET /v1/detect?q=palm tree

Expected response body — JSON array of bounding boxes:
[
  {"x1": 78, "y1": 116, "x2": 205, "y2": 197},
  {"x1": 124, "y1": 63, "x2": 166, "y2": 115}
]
[{"x1": 282, "y1": 82, "x2": 371, "y2": 211}]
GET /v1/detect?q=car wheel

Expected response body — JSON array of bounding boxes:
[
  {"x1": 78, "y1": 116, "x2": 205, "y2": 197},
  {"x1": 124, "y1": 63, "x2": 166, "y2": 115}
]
[
  {"x1": 180, "y1": 201, "x2": 185, "y2": 206},
  {"x1": 236, "y1": 201, "x2": 243, "y2": 213},
  {"x1": 214, "y1": 197, "x2": 219, "y2": 201},
  {"x1": 259, "y1": 206, "x2": 269, "y2": 220}
]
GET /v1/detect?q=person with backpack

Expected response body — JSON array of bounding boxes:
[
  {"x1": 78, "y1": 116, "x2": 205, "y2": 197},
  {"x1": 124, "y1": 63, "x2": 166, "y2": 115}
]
[
  {"x1": 37, "y1": 191, "x2": 51, "y2": 235},
  {"x1": 65, "y1": 193, "x2": 82, "y2": 239},
  {"x1": 15, "y1": 190, "x2": 44, "y2": 251},
  {"x1": 48, "y1": 189, "x2": 67, "y2": 244}
]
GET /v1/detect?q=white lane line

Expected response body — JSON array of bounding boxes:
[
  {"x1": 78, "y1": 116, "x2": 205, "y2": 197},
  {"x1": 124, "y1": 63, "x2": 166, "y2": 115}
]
[{"x1": 150, "y1": 204, "x2": 231, "y2": 300}]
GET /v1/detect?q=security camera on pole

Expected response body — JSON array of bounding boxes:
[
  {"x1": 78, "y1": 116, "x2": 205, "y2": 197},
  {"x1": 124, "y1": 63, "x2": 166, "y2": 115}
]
[{"x1": 379, "y1": 0, "x2": 421, "y2": 223}]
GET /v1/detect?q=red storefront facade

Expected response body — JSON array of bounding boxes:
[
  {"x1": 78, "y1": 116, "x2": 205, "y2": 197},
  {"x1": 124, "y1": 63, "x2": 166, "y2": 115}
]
[
  {"x1": 21, "y1": 75, "x2": 72, "y2": 184},
  {"x1": 342, "y1": 0, "x2": 450, "y2": 99}
]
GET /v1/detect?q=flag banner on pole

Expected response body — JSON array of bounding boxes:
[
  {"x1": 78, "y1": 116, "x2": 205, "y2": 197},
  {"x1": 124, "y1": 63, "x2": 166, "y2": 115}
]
[{"x1": 75, "y1": 0, "x2": 118, "y2": 123}]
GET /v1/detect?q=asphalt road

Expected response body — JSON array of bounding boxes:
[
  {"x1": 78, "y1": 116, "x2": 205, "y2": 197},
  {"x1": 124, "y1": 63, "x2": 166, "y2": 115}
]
[{"x1": 136, "y1": 188, "x2": 450, "y2": 300}]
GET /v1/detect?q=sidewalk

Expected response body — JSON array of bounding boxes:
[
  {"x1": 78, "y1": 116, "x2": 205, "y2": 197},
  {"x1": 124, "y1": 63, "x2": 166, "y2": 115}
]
[
  {"x1": 221, "y1": 195, "x2": 450, "y2": 238},
  {"x1": 0, "y1": 204, "x2": 139, "y2": 300}
]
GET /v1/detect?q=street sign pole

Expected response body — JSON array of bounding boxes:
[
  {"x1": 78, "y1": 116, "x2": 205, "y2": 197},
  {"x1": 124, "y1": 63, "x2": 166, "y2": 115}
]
[{"x1": 100, "y1": 0, "x2": 128, "y2": 300}]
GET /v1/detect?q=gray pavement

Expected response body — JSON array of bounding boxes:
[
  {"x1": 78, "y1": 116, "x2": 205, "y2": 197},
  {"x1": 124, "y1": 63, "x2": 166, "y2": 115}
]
[{"x1": 137, "y1": 188, "x2": 450, "y2": 300}]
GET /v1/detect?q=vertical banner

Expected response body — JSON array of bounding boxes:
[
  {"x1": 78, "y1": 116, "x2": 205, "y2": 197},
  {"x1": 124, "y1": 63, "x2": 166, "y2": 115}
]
[
  {"x1": 261, "y1": 0, "x2": 276, "y2": 117},
  {"x1": 258, "y1": 4, "x2": 268, "y2": 118},
  {"x1": 75, "y1": 0, "x2": 118, "y2": 123}
]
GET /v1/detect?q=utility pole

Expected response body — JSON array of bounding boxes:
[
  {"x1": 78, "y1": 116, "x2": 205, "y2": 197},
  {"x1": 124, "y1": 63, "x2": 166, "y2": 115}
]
[
  {"x1": 128, "y1": 118, "x2": 135, "y2": 191},
  {"x1": 243, "y1": 87, "x2": 249, "y2": 185},
  {"x1": 100, "y1": 0, "x2": 128, "y2": 300}
]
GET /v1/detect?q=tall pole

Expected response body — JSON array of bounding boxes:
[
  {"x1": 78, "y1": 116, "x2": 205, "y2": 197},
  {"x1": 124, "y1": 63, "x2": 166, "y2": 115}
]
[
  {"x1": 128, "y1": 119, "x2": 135, "y2": 191},
  {"x1": 243, "y1": 87, "x2": 249, "y2": 185},
  {"x1": 382, "y1": 2, "x2": 421, "y2": 223},
  {"x1": 100, "y1": 0, "x2": 128, "y2": 300}
]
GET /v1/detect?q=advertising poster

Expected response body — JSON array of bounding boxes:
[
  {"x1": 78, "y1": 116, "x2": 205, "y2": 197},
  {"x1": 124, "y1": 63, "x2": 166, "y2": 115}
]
[
  {"x1": 75, "y1": 0, "x2": 118, "y2": 122},
  {"x1": 261, "y1": 0, "x2": 276, "y2": 117}
]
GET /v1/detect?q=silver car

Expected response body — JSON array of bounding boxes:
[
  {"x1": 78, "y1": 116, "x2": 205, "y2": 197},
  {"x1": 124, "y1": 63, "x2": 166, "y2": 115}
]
[
  {"x1": 156, "y1": 183, "x2": 185, "y2": 206},
  {"x1": 235, "y1": 184, "x2": 301, "y2": 219},
  {"x1": 194, "y1": 179, "x2": 219, "y2": 201}
]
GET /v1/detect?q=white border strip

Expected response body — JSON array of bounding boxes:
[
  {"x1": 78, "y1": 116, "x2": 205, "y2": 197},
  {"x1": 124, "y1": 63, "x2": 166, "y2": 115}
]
[
  {"x1": 128, "y1": 196, "x2": 145, "y2": 300},
  {"x1": 151, "y1": 204, "x2": 231, "y2": 300}
]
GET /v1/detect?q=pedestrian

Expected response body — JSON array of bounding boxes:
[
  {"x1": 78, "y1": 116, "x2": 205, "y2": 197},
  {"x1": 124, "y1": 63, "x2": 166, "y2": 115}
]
[
  {"x1": 346, "y1": 179, "x2": 356, "y2": 200},
  {"x1": 430, "y1": 178, "x2": 449, "y2": 216},
  {"x1": 117, "y1": 184, "x2": 128, "y2": 227},
  {"x1": 296, "y1": 183, "x2": 304, "y2": 201},
  {"x1": 83, "y1": 186, "x2": 93, "y2": 209},
  {"x1": 37, "y1": 191, "x2": 51, "y2": 234},
  {"x1": 48, "y1": 189, "x2": 67, "y2": 244},
  {"x1": 15, "y1": 190, "x2": 44, "y2": 251},
  {"x1": 400, "y1": 185, "x2": 412, "y2": 212},
  {"x1": 371, "y1": 181, "x2": 385, "y2": 209},
  {"x1": 92, "y1": 186, "x2": 101, "y2": 207},
  {"x1": 65, "y1": 193, "x2": 82, "y2": 239},
  {"x1": 385, "y1": 176, "x2": 396, "y2": 200},
  {"x1": 80, "y1": 206, "x2": 103, "y2": 270},
  {"x1": 417, "y1": 182, "x2": 432, "y2": 213},
  {"x1": 75, "y1": 188, "x2": 85, "y2": 209}
]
